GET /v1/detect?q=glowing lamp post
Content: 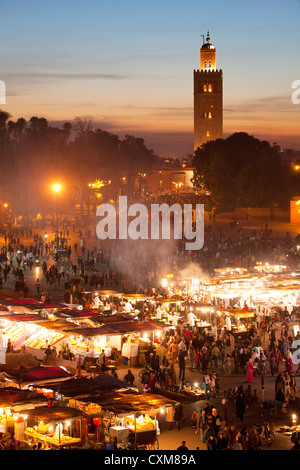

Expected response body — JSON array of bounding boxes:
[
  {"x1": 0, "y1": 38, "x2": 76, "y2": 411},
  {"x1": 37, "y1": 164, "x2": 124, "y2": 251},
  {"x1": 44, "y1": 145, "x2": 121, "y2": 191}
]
[
  {"x1": 52, "y1": 183, "x2": 61, "y2": 192},
  {"x1": 52, "y1": 183, "x2": 62, "y2": 225}
]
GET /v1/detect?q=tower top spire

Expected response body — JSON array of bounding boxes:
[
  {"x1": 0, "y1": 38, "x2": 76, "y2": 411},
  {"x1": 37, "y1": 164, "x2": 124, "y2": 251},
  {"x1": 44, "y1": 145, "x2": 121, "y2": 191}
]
[{"x1": 201, "y1": 30, "x2": 215, "y2": 51}]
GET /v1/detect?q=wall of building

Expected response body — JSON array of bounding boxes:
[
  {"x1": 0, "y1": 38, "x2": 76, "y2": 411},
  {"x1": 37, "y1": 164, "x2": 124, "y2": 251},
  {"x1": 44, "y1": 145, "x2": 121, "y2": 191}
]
[{"x1": 146, "y1": 168, "x2": 194, "y2": 194}]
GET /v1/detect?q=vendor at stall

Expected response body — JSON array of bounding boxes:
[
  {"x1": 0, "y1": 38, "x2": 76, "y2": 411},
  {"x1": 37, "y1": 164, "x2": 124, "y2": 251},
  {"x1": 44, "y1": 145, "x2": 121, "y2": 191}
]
[
  {"x1": 93, "y1": 295, "x2": 101, "y2": 309},
  {"x1": 124, "y1": 301, "x2": 133, "y2": 313},
  {"x1": 171, "y1": 312, "x2": 181, "y2": 326},
  {"x1": 187, "y1": 310, "x2": 196, "y2": 327}
]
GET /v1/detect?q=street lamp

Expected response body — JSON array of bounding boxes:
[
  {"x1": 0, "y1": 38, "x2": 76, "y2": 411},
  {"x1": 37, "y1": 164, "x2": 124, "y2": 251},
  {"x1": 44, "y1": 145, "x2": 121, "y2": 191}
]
[
  {"x1": 52, "y1": 183, "x2": 61, "y2": 192},
  {"x1": 52, "y1": 183, "x2": 62, "y2": 226}
]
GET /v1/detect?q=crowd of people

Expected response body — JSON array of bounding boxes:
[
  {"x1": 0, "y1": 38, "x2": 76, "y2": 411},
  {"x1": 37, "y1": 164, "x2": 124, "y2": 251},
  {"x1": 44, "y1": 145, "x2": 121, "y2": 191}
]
[{"x1": 2, "y1": 219, "x2": 300, "y2": 451}]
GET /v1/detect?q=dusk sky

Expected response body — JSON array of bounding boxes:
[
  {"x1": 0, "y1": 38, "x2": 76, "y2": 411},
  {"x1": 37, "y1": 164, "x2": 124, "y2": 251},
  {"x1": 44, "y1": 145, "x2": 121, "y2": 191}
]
[{"x1": 1, "y1": 0, "x2": 300, "y2": 158}]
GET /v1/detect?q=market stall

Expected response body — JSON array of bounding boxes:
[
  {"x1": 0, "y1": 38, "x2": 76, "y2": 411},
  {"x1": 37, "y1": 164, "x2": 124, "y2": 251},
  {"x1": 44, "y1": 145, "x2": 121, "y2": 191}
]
[
  {"x1": 223, "y1": 308, "x2": 256, "y2": 337},
  {"x1": 65, "y1": 321, "x2": 168, "y2": 367},
  {"x1": 0, "y1": 314, "x2": 69, "y2": 356},
  {"x1": 23, "y1": 405, "x2": 85, "y2": 449},
  {"x1": 75, "y1": 391, "x2": 178, "y2": 449},
  {"x1": 0, "y1": 387, "x2": 48, "y2": 445}
]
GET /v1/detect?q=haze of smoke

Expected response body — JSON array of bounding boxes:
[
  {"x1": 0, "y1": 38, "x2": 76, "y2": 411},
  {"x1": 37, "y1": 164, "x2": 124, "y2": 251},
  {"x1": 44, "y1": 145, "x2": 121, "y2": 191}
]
[
  {"x1": 109, "y1": 238, "x2": 179, "y2": 291},
  {"x1": 175, "y1": 262, "x2": 209, "y2": 284}
]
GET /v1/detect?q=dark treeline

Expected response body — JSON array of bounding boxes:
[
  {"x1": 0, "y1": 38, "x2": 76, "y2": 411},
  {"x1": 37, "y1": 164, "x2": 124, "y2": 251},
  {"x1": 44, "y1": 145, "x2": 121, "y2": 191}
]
[
  {"x1": 193, "y1": 132, "x2": 300, "y2": 212},
  {"x1": 0, "y1": 110, "x2": 163, "y2": 220}
]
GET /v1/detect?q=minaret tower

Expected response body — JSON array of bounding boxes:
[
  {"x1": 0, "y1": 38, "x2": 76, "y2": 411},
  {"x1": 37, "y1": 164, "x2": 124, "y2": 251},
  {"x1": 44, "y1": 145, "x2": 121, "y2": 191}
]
[{"x1": 193, "y1": 31, "x2": 223, "y2": 151}]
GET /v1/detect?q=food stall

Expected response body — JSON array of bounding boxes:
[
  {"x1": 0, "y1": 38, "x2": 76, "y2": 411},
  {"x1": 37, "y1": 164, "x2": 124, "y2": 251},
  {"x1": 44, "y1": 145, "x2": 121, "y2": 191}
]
[
  {"x1": 25, "y1": 375, "x2": 165, "y2": 449},
  {"x1": 75, "y1": 391, "x2": 177, "y2": 449},
  {"x1": 65, "y1": 321, "x2": 168, "y2": 368},
  {"x1": 153, "y1": 299, "x2": 185, "y2": 325},
  {"x1": 221, "y1": 309, "x2": 256, "y2": 338},
  {"x1": 0, "y1": 387, "x2": 49, "y2": 447},
  {"x1": 179, "y1": 381, "x2": 206, "y2": 400},
  {"x1": 0, "y1": 314, "x2": 70, "y2": 358},
  {"x1": 23, "y1": 405, "x2": 85, "y2": 449},
  {"x1": 97, "y1": 290, "x2": 124, "y2": 313}
]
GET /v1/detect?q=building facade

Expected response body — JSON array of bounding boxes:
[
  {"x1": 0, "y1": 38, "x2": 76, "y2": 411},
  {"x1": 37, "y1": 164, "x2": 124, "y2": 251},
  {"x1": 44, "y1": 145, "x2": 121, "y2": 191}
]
[{"x1": 194, "y1": 31, "x2": 223, "y2": 152}]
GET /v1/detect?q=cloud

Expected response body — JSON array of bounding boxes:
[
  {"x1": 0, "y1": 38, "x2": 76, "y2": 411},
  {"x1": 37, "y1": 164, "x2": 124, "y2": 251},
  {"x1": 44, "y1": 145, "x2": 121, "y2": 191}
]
[
  {"x1": 125, "y1": 104, "x2": 193, "y2": 117},
  {"x1": 224, "y1": 94, "x2": 298, "y2": 120},
  {"x1": 2, "y1": 72, "x2": 129, "y2": 81}
]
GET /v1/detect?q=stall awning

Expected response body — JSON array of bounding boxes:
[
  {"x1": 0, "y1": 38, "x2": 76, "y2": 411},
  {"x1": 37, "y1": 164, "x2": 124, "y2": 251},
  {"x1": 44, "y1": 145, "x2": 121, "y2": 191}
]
[
  {"x1": 225, "y1": 309, "x2": 255, "y2": 318},
  {"x1": 59, "y1": 309, "x2": 101, "y2": 318},
  {"x1": 0, "y1": 366, "x2": 73, "y2": 386},
  {"x1": 25, "y1": 405, "x2": 85, "y2": 423},
  {"x1": 35, "y1": 373, "x2": 136, "y2": 397},
  {"x1": 122, "y1": 294, "x2": 150, "y2": 300},
  {"x1": 0, "y1": 313, "x2": 47, "y2": 322},
  {"x1": 0, "y1": 297, "x2": 39, "y2": 305},
  {"x1": 98, "y1": 291, "x2": 124, "y2": 297},
  {"x1": 79, "y1": 391, "x2": 177, "y2": 415},
  {"x1": 96, "y1": 314, "x2": 134, "y2": 324},
  {"x1": 65, "y1": 321, "x2": 168, "y2": 337},
  {"x1": 27, "y1": 302, "x2": 68, "y2": 310},
  {"x1": 0, "y1": 386, "x2": 46, "y2": 407}
]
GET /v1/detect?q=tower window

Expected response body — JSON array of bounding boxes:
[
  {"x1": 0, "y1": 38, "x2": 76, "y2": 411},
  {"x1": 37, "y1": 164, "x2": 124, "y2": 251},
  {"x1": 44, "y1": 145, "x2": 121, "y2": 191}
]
[
  {"x1": 209, "y1": 61, "x2": 212, "y2": 68},
  {"x1": 204, "y1": 112, "x2": 212, "y2": 119},
  {"x1": 208, "y1": 84, "x2": 212, "y2": 92},
  {"x1": 203, "y1": 85, "x2": 207, "y2": 92},
  {"x1": 206, "y1": 131, "x2": 210, "y2": 137}
]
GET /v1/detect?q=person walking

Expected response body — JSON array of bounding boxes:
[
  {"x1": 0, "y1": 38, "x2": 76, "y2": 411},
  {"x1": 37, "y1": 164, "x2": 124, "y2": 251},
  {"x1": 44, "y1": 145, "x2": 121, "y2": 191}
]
[
  {"x1": 275, "y1": 373, "x2": 285, "y2": 404},
  {"x1": 35, "y1": 278, "x2": 40, "y2": 295},
  {"x1": 203, "y1": 373, "x2": 212, "y2": 400},
  {"x1": 188, "y1": 345, "x2": 195, "y2": 371},
  {"x1": 236, "y1": 386, "x2": 246, "y2": 421},
  {"x1": 196, "y1": 410, "x2": 207, "y2": 441},
  {"x1": 219, "y1": 399, "x2": 229, "y2": 429},
  {"x1": 201, "y1": 347, "x2": 210, "y2": 374},
  {"x1": 9, "y1": 435, "x2": 20, "y2": 450},
  {"x1": 177, "y1": 441, "x2": 188, "y2": 451},
  {"x1": 223, "y1": 354, "x2": 232, "y2": 376},
  {"x1": 207, "y1": 434, "x2": 217, "y2": 450},
  {"x1": 211, "y1": 343, "x2": 221, "y2": 369},
  {"x1": 246, "y1": 358, "x2": 254, "y2": 382},
  {"x1": 97, "y1": 349, "x2": 106, "y2": 372},
  {"x1": 178, "y1": 348, "x2": 186, "y2": 381},
  {"x1": 269, "y1": 352, "x2": 276, "y2": 376},
  {"x1": 285, "y1": 351, "x2": 293, "y2": 375},
  {"x1": 169, "y1": 340, "x2": 179, "y2": 363},
  {"x1": 274, "y1": 346, "x2": 282, "y2": 373},
  {"x1": 283, "y1": 370, "x2": 291, "y2": 403},
  {"x1": 290, "y1": 372, "x2": 297, "y2": 400},
  {"x1": 174, "y1": 404, "x2": 183, "y2": 430}
]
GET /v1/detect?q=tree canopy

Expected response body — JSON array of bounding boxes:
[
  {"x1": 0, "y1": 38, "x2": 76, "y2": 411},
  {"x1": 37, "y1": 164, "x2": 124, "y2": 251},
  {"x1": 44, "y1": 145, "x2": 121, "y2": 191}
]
[
  {"x1": 192, "y1": 132, "x2": 293, "y2": 210},
  {"x1": 0, "y1": 109, "x2": 163, "y2": 219}
]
